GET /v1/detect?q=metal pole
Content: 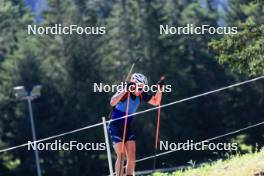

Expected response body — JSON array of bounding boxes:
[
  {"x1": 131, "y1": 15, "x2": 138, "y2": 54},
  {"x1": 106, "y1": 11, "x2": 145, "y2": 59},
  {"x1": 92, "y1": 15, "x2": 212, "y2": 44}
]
[
  {"x1": 27, "y1": 97, "x2": 42, "y2": 176},
  {"x1": 102, "y1": 117, "x2": 114, "y2": 176}
]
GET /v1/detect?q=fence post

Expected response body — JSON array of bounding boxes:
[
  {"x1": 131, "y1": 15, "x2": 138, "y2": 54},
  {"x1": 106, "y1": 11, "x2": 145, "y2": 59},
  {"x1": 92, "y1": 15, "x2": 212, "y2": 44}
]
[{"x1": 102, "y1": 117, "x2": 114, "y2": 176}]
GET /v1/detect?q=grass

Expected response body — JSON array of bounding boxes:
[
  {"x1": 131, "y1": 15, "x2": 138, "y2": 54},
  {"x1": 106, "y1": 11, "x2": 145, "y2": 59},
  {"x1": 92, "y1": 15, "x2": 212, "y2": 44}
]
[{"x1": 153, "y1": 149, "x2": 264, "y2": 176}]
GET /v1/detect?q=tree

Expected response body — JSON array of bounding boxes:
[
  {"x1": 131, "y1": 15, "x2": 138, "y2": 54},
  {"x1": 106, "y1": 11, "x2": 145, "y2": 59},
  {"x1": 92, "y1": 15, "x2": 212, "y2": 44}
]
[
  {"x1": 209, "y1": 0, "x2": 264, "y2": 153},
  {"x1": 210, "y1": 0, "x2": 264, "y2": 76},
  {"x1": 0, "y1": 0, "x2": 38, "y2": 175}
]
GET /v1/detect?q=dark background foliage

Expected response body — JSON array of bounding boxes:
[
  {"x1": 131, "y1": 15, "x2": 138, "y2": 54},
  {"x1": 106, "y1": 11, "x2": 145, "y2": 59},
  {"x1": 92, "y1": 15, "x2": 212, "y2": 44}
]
[{"x1": 0, "y1": 0, "x2": 263, "y2": 175}]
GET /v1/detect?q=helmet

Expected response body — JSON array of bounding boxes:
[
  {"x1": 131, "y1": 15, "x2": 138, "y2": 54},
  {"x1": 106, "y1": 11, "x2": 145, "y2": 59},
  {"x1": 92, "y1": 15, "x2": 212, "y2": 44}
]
[{"x1": 130, "y1": 73, "x2": 148, "y2": 85}]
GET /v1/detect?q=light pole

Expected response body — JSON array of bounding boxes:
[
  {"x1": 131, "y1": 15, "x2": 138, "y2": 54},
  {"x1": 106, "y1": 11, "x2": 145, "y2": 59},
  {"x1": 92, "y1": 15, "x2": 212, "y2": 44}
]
[{"x1": 13, "y1": 85, "x2": 42, "y2": 176}]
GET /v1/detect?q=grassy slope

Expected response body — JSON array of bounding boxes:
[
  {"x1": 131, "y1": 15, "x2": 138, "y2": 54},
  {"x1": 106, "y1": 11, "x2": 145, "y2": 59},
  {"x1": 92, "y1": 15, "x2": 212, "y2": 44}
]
[{"x1": 154, "y1": 150, "x2": 264, "y2": 176}]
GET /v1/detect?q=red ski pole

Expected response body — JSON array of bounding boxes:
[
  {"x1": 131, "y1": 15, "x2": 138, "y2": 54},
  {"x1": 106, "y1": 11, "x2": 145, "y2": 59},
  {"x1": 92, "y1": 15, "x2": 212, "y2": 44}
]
[
  {"x1": 153, "y1": 76, "x2": 165, "y2": 172},
  {"x1": 118, "y1": 92, "x2": 130, "y2": 176}
]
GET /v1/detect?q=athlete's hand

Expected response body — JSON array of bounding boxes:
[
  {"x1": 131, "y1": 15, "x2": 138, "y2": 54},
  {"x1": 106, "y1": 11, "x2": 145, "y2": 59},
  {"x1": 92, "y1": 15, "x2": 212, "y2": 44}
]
[
  {"x1": 126, "y1": 81, "x2": 136, "y2": 92},
  {"x1": 157, "y1": 76, "x2": 165, "y2": 89}
]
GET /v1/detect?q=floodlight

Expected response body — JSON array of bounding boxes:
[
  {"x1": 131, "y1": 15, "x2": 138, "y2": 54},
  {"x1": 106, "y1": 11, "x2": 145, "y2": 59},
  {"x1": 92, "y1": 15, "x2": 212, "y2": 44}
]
[
  {"x1": 12, "y1": 85, "x2": 42, "y2": 176},
  {"x1": 13, "y1": 86, "x2": 28, "y2": 100}
]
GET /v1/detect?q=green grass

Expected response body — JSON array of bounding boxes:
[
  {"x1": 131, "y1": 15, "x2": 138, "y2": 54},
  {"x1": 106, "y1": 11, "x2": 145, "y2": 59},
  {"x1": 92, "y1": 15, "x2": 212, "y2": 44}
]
[{"x1": 153, "y1": 149, "x2": 264, "y2": 176}]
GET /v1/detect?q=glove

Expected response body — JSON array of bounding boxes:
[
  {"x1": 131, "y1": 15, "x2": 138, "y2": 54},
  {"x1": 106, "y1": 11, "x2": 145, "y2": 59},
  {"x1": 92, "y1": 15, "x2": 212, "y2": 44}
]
[
  {"x1": 157, "y1": 76, "x2": 165, "y2": 88},
  {"x1": 126, "y1": 81, "x2": 136, "y2": 92}
]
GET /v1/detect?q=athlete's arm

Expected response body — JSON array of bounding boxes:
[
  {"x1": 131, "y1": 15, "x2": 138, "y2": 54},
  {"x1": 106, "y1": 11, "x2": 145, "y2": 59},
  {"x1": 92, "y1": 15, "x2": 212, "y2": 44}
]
[
  {"x1": 147, "y1": 89, "x2": 162, "y2": 106},
  {"x1": 144, "y1": 77, "x2": 165, "y2": 106},
  {"x1": 110, "y1": 82, "x2": 136, "y2": 106},
  {"x1": 110, "y1": 90, "x2": 127, "y2": 106}
]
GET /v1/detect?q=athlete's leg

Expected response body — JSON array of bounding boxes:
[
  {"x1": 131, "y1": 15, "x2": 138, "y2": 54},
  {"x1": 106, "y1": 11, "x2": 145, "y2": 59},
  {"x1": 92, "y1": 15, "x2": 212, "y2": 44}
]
[
  {"x1": 114, "y1": 142, "x2": 126, "y2": 176},
  {"x1": 125, "y1": 140, "x2": 136, "y2": 175}
]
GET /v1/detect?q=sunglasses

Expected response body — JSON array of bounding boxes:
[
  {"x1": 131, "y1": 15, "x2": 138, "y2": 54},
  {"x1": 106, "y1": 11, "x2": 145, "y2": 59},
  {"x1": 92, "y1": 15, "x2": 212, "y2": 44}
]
[{"x1": 138, "y1": 88, "x2": 143, "y2": 91}]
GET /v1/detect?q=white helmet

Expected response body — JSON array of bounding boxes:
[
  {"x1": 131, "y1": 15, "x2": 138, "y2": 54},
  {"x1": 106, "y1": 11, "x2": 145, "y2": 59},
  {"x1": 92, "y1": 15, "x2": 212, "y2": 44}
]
[{"x1": 131, "y1": 73, "x2": 148, "y2": 85}]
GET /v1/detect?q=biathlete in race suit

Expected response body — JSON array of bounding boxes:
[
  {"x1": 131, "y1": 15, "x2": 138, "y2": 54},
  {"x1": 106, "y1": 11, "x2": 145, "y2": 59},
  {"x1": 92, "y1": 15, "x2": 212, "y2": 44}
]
[{"x1": 108, "y1": 73, "x2": 164, "y2": 176}]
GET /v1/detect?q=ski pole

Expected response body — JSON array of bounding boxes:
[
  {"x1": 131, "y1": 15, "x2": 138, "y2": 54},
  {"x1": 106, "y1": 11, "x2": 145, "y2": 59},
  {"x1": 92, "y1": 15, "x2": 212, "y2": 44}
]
[
  {"x1": 153, "y1": 103, "x2": 161, "y2": 172},
  {"x1": 153, "y1": 76, "x2": 165, "y2": 172},
  {"x1": 118, "y1": 57, "x2": 141, "y2": 176},
  {"x1": 118, "y1": 92, "x2": 130, "y2": 176},
  {"x1": 125, "y1": 57, "x2": 141, "y2": 81}
]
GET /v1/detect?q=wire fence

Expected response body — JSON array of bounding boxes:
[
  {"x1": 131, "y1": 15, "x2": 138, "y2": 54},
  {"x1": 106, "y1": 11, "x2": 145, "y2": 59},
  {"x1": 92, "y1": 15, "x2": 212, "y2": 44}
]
[
  {"x1": 0, "y1": 75, "x2": 263, "y2": 154},
  {"x1": 136, "y1": 120, "x2": 264, "y2": 163}
]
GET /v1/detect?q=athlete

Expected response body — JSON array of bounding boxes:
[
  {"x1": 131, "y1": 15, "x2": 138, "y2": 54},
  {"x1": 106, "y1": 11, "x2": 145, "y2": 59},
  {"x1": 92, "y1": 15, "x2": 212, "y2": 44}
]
[{"x1": 108, "y1": 73, "x2": 164, "y2": 176}]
